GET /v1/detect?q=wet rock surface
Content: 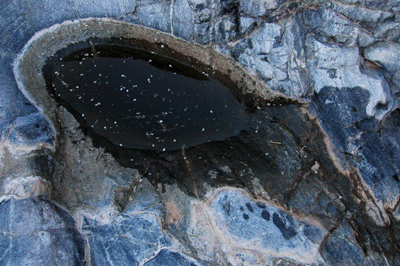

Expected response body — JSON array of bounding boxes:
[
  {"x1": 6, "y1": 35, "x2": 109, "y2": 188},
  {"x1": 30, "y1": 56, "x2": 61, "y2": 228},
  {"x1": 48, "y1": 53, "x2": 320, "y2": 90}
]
[{"x1": 1, "y1": 0, "x2": 400, "y2": 265}]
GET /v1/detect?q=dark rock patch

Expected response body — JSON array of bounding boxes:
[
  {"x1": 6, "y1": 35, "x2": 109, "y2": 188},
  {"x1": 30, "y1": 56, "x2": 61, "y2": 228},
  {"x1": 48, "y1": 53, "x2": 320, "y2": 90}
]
[
  {"x1": 245, "y1": 202, "x2": 253, "y2": 212},
  {"x1": 261, "y1": 210, "x2": 270, "y2": 221},
  {"x1": 272, "y1": 212, "x2": 297, "y2": 240}
]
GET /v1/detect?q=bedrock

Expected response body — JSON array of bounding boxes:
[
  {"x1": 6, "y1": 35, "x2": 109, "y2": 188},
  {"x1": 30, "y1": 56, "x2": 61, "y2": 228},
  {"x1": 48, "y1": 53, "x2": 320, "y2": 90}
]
[{"x1": 1, "y1": 0, "x2": 400, "y2": 265}]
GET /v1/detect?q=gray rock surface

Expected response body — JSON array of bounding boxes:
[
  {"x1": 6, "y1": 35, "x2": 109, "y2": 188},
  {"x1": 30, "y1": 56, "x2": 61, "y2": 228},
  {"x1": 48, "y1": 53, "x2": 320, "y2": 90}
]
[
  {"x1": 1, "y1": 0, "x2": 400, "y2": 265},
  {"x1": 144, "y1": 249, "x2": 200, "y2": 266},
  {"x1": 0, "y1": 198, "x2": 85, "y2": 265}
]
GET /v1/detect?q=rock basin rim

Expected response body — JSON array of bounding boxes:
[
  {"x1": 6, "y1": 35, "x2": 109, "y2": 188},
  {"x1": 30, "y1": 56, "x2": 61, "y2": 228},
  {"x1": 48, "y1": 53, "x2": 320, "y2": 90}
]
[{"x1": 14, "y1": 17, "x2": 287, "y2": 151}]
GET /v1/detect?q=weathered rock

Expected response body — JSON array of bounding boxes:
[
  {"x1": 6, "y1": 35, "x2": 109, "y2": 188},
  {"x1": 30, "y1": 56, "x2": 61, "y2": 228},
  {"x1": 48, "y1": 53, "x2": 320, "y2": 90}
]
[
  {"x1": 364, "y1": 42, "x2": 400, "y2": 94},
  {"x1": 355, "y1": 109, "x2": 400, "y2": 220},
  {"x1": 186, "y1": 188, "x2": 326, "y2": 265},
  {"x1": 306, "y1": 35, "x2": 395, "y2": 121},
  {"x1": 239, "y1": 0, "x2": 283, "y2": 17},
  {"x1": 302, "y1": 7, "x2": 375, "y2": 47},
  {"x1": 82, "y1": 212, "x2": 171, "y2": 265},
  {"x1": 173, "y1": 0, "x2": 195, "y2": 40},
  {"x1": 131, "y1": 0, "x2": 172, "y2": 32},
  {"x1": 0, "y1": 198, "x2": 85, "y2": 265},
  {"x1": 231, "y1": 15, "x2": 309, "y2": 98},
  {"x1": 3, "y1": 176, "x2": 51, "y2": 198},
  {"x1": 144, "y1": 249, "x2": 200, "y2": 266},
  {"x1": 1, "y1": 0, "x2": 400, "y2": 265},
  {"x1": 321, "y1": 219, "x2": 366, "y2": 265}
]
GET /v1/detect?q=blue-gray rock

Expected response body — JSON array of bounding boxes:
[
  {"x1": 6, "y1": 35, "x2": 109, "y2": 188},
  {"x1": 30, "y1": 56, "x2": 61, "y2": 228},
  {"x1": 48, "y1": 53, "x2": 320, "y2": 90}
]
[
  {"x1": 356, "y1": 109, "x2": 400, "y2": 217},
  {"x1": 8, "y1": 113, "x2": 53, "y2": 147},
  {"x1": 306, "y1": 35, "x2": 395, "y2": 122},
  {"x1": 330, "y1": 1, "x2": 393, "y2": 28},
  {"x1": 83, "y1": 212, "x2": 171, "y2": 265},
  {"x1": 0, "y1": 65, "x2": 53, "y2": 148},
  {"x1": 187, "y1": 188, "x2": 326, "y2": 264},
  {"x1": 239, "y1": 0, "x2": 283, "y2": 17},
  {"x1": 321, "y1": 219, "x2": 367, "y2": 265},
  {"x1": 144, "y1": 249, "x2": 200, "y2": 266},
  {"x1": 214, "y1": 16, "x2": 237, "y2": 45},
  {"x1": 364, "y1": 42, "x2": 400, "y2": 94},
  {"x1": 210, "y1": 189, "x2": 325, "y2": 252},
  {"x1": 239, "y1": 16, "x2": 257, "y2": 35},
  {"x1": 230, "y1": 14, "x2": 310, "y2": 98},
  {"x1": 0, "y1": 197, "x2": 85, "y2": 265},
  {"x1": 302, "y1": 7, "x2": 375, "y2": 47},
  {"x1": 131, "y1": 1, "x2": 172, "y2": 32},
  {"x1": 1, "y1": 0, "x2": 400, "y2": 265},
  {"x1": 172, "y1": 0, "x2": 195, "y2": 40}
]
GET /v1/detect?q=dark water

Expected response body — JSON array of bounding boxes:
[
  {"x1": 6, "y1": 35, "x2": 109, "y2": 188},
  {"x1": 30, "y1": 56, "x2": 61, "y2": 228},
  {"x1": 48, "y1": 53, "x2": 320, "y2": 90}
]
[{"x1": 46, "y1": 44, "x2": 247, "y2": 151}]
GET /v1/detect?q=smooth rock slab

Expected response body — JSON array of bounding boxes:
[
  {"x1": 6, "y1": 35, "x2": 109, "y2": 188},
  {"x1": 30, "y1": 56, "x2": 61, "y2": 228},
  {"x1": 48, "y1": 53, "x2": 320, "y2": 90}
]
[
  {"x1": 83, "y1": 212, "x2": 171, "y2": 265},
  {"x1": 0, "y1": 197, "x2": 85, "y2": 265}
]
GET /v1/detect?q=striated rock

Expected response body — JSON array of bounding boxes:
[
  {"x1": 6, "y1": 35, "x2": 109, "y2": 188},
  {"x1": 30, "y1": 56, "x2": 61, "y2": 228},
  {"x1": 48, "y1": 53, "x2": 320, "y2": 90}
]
[
  {"x1": 69, "y1": 0, "x2": 137, "y2": 20},
  {"x1": 355, "y1": 109, "x2": 400, "y2": 219},
  {"x1": 131, "y1": 1, "x2": 172, "y2": 32}
]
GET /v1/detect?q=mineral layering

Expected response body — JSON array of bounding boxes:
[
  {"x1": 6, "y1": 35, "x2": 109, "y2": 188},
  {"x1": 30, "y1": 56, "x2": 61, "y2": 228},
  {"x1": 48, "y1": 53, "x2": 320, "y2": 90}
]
[{"x1": 1, "y1": 0, "x2": 400, "y2": 265}]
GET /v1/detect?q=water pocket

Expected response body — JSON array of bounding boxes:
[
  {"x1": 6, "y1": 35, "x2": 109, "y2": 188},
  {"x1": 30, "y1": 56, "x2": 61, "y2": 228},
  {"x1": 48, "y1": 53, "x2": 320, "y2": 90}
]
[{"x1": 45, "y1": 42, "x2": 247, "y2": 151}]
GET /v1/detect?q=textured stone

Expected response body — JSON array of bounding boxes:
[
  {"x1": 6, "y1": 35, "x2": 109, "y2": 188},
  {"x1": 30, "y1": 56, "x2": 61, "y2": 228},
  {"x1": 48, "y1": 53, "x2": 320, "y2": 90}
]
[
  {"x1": 356, "y1": 109, "x2": 400, "y2": 214},
  {"x1": 232, "y1": 15, "x2": 309, "y2": 98},
  {"x1": 3, "y1": 176, "x2": 51, "y2": 198},
  {"x1": 187, "y1": 188, "x2": 326, "y2": 265},
  {"x1": 1, "y1": 0, "x2": 400, "y2": 265},
  {"x1": 302, "y1": 7, "x2": 375, "y2": 47},
  {"x1": 131, "y1": 1, "x2": 172, "y2": 32},
  {"x1": 239, "y1": 16, "x2": 257, "y2": 35},
  {"x1": 83, "y1": 212, "x2": 171, "y2": 265},
  {"x1": 364, "y1": 42, "x2": 400, "y2": 94},
  {"x1": 331, "y1": 1, "x2": 393, "y2": 27},
  {"x1": 8, "y1": 113, "x2": 53, "y2": 147},
  {"x1": 321, "y1": 219, "x2": 365, "y2": 265},
  {"x1": 144, "y1": 249, "x2": 200, "y2": 266},
  {"x1": 239, "y1": 0, "x2": 282, "y2": 17},
  {"x1": 70, "y1": 0, "x2": 137, "y2": 19},
  {"x1": 0, "y1": 198, "x2": 85, "y2": 265},
  {"x1": 173, "y1": 0, "x2": 195, "y2": 40},
  {"x1": 306, "y1": 35, "x2": 395, "y2": 120}
]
